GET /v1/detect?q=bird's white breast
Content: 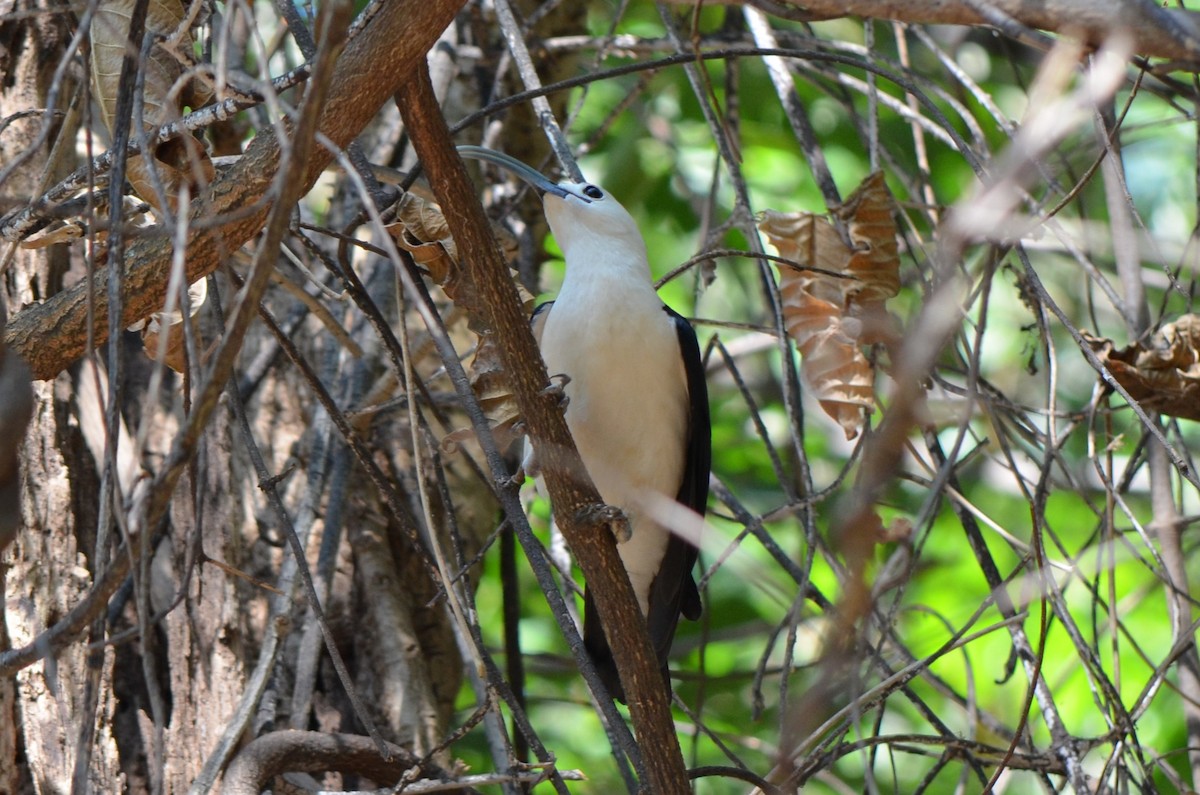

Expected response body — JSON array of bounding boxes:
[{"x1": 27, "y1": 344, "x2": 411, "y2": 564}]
[{"x1": 539, "y1": 269, "x2": 689, "y2": 614}]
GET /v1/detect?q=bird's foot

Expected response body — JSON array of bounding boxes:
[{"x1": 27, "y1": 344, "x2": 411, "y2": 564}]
[
  {"x1": 577, "y1": 503, "x2": 632, "y2": 544},
  {"x1": 502, "y1": 466, "x2": 527, "y2": 491},
  {"x1": 540, "y1": 373, "x2": 571, "y2": 412}
]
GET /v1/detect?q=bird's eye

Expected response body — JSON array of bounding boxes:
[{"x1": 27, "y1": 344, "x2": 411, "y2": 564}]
[{"x1": 582, "y1": 185, "x2": 604, "y2": 200}]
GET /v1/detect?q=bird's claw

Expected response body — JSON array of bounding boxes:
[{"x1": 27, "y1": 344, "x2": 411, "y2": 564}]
[
  {"x1": 540, "y1": 373, "x2": 571, "y2": 411},
  {"x1": 605, "y1": 506, "x2": 632, "y2": 543},
  {"x1": 578, "y1": 503, "x2": 632, "y2": 544},
  {"x1": 502, "y1": 467, "x2": 528, "y2": 491}
]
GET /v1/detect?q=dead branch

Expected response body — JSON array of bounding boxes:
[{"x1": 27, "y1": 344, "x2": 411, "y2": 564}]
[{"x1": 220, "y1": 731, "x2": 424, "y2": 795}]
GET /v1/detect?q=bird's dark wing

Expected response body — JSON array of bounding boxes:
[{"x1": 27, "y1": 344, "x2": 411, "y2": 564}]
[
  {"x1": 674, "y1": 306, "x2": 709, "y2": 610},
  {"x1": 641, "y1": 306, "x2": 711, "y2": 694}
]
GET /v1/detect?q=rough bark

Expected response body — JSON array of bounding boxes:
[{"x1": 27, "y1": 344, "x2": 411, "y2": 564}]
[
  {"x1": 154, "y1": 410, "x2": 259, "y2": 793},
  {"x1": 0, "y1": 0, "x2": 125, "y2": 790},
  {"x1": 349, "y1": 514, "x2": 449, "y2": 758},
  {"x1": 2, "y1": 0, "x2": 470, "y2": 791}
]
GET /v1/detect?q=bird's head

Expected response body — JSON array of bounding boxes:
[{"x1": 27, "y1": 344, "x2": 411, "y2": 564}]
[
  {"x1": 541, "y1": 181, "x2": 641, "y2": 259},
  {"x1": 457, "y1": 146, "x2": 643, "y2": 261}
]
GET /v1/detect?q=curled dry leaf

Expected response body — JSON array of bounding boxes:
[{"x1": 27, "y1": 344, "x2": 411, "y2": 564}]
[
  {"x1": 385, "y1": 192, "x2": 532, "y2": 453},
  {"x1": 441, "y1": 334, "x2": 528, "y2": 455},
  {"x1": 1085, "y1": 314, "x2": 1200, "y2": 422},
  {"x1": 759, "y1": 171, "x2": 901, "y2": 439},
  {"x1": 389, "y1": 191, "x2": 521, "y2": 308},
  {"x1": 90, "y1": 0, "x2": 214, "y2": 214},
  {"x1": 136, "y1": 277, "x2": 208, "y2": 373},
  {"x1": 389, "y1": 191, "x2": 463, "y2": 302}
]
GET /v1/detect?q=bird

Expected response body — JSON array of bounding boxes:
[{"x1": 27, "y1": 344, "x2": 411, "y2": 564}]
[{"x1": 457, "y1": 145, "x2": 711, "y2": 702}]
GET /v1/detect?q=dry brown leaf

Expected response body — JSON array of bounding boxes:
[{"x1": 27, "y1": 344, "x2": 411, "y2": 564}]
[
  {"x1": 389, "y1": 192, "x2": 461, "y2": 299},
  {"x1": 1086, "y1": 314, "x2": 1200, "y2": 422},
  {"x1": 443, "y1": 307, "x2": 539, "y2": 453},
  {"x1": 90, "y1": 0, "x2": 214, "y2": 213},
  {"x1": 759, "y1": 172, "x2": 901, "y2": 439},
  {"x1": 442, "y1": 334, "x2": 527, "y2": 455},
  {"x1": 387, "y1": 192, "x2": 534, "y2": 453},
  {"x1": 840, "y1": 172, "x2": 900, "y2": 305},
  {"x1": 138, "y1": 277, "x2": 207, "y2": 373},
  {"x1": 20, "y1": 220, "x2": 84, "y2": 248}
]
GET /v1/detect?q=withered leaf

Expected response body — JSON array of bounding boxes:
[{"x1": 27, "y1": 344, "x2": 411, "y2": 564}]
[
  {"x1": 387, "y1": 192, "x2": 534, "y2": 453},
  {"x1": 90, "y1": 0, "x2": 214, "y2": 213},
  {"x1": 441, "y1": 334, "x2": 527, "y2": 455},
  {"x1": 389, "y1": 192, "x2": 462, "y2": 300},
  {"x1": 138, "y1": 277, "x2": 208, "y2": 373},
  {"x1": 759, "y1": 172, "x2": 901, "y2": 439},
  {"x1": 1086, "y1": 314, "x2": 1200, "y2": 422},
  {"x1": 840, "y1": 171, "x2": 900, "y2": 306}
]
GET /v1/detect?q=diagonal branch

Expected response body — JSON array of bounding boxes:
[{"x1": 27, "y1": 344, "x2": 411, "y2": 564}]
[{"x1": 395, "y1": 61, "x2": 692, "y2": 795}]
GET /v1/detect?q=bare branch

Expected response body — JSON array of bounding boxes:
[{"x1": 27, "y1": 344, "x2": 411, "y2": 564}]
[{"x1": 687, "y1": 0, "x2": 1200, "y2": 61}]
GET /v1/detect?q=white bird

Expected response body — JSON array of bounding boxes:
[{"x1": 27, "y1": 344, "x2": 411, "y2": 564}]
[{"x1": 458, "y1": 146, "x2": 711, "y2": 701}]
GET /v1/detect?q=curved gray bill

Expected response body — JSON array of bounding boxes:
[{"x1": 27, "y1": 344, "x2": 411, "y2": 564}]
[{"x1": 456, "y1": 145, "x2": 571, "y2": 199}]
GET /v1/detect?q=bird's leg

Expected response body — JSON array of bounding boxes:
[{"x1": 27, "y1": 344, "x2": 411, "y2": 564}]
[
  {"x1": 502, "y1": 465, "x2": 528, "y2": 491},
  {"x1": 577, "y1": 503, "x2": 632, "y2": 544},
  {"x1": 500, "y1": 373, "x2": 568, "y2": 490},
  {"x1": 499, "y1": 432, "x2": 538, "y2": 491}
]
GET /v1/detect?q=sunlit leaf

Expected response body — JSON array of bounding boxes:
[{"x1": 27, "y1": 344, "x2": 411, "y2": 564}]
[
  {"x1": 137, "y1": 277, "x2": 207, "y2": 373},
  {"x1": 758, "y1": 172, "x2": 901, "y2": 439}
]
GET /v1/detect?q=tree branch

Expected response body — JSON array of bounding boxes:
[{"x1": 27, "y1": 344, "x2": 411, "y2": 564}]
[
  {"x1": 395, "y1": 62, "x2": 692, "y2": 794},
  {"x1": 221, "y1": 731, "x2": 424, "y2": 795},
  {"x1": 705, "y1": 0, "x2": 1200, "y2": 62}
]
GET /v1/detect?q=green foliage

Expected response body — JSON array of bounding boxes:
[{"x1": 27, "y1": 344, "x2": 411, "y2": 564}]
[{"x1": 453, "y1": 8, "x2": 1200, "y2": 794}]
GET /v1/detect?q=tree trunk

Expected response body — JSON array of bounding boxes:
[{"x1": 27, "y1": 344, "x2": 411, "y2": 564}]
[
  {"x1": 0, "y1": 0, "x2": 122, "y2": 790},
  {"x1": 1, "y1": 0, "x2": 471, "y2": 790}
]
